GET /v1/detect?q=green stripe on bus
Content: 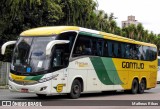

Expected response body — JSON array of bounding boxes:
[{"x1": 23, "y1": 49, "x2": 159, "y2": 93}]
[
  {"x1": 90, "y1": 57, "x2": 123, "y2": 85},
  {"x1": 24, "y1": 75, "x2": 44, "y2": 81},
  {"x1": 90, "y1": 57, "x2": 113, "y2": 85},
  {"x1": 79, "y1": 31, "x2": 103, "y2": 38},
  {"x1": 101, "y1": 57, "x2": 123, "y2": 85}
]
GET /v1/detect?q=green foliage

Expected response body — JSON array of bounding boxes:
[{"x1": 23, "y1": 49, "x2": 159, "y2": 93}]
[{"x1": 0, "y1": 0, "x2": 64, "y2": 61}]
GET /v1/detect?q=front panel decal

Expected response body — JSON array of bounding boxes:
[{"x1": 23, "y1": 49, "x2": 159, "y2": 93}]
[
  {"x1": 54, "y1": 84, "x2": 65, "y2": 93},
  {"x1": 10, "y1": 73, "x2": 44, "y2": 81}
]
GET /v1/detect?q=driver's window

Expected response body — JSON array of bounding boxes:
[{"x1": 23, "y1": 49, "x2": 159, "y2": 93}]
[
  {"x1": 51, "y1": 44, "x2": 70, "y2": 68},
  {"x1": 52, "y1": 48, "x2": 63, "y2": 67}
]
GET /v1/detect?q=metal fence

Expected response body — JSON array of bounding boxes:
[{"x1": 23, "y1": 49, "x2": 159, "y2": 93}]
[{"x1": 0, "y1": 61, "x2": 10, "y2": 86}]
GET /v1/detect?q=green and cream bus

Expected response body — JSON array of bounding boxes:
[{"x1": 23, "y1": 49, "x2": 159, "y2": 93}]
[{"x1": 1, "y1": 26, "x2": 157, "y2": 99}]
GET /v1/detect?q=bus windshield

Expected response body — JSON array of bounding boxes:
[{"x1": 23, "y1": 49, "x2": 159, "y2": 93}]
[{"x1": 11, "y1": 36, "x2": 55, "y2": 74}]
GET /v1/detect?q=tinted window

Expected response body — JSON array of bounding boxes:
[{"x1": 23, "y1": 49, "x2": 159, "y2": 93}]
[
  {"x1": 72, "y1": 32, "x2": 157, "y2": 61},
  {"x1": 125, "y1": 44, "x2": 130, "y2": 59},
  {"x1": 136, "y1": 45, "x2": 144, "y2": 60},
  {"x1": 97, "y1": 40, "x2": 104, "y2": 56},
  {"x1": 150, "y1": 47, "x2": 157, "y2": 61},
  {"x1": 73, "y1": 34, "x2": 92, "y2": 57},
  {"x1": 143, "y1": 46, "x2": 150, "y2": 61},
  {"x1": 103, "y1": 41, "x2": 108, "y2": 57},
  {"x1": 113, "y1": 41, "x2": 118, "y2": 57},
  {"x1": 108, "y1": 41, "x2": 113, "y2": 57},
  {"x1": 121, "y1": 43, "x2": 125, "y2": 58}
]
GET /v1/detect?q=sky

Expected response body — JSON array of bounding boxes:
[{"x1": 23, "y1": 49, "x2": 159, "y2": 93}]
[{"x1": 96, "y1": 0, "x2": 160, "y2": 34}]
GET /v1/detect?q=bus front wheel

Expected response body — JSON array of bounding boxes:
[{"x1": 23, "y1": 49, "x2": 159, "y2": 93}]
[
  {"x1": 131, "y1": 79, "x2": 139, "y2": 94},
  {"x1": 68, "y1": 79, "x2": 81, "y2": 99}
]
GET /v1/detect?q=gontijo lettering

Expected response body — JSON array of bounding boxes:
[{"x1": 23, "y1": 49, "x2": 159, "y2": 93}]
[{"x1": 122, "y1": 61, "x2": 144, "y2": 69}]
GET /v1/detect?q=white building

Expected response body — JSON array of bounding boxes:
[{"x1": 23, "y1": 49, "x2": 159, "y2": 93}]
[{"x1": 122, "y1": 15, "x2": 140, "y2": 28}]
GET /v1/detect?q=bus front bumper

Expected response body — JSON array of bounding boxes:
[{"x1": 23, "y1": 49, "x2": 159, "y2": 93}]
[{"x1": 8, "y1": 80, "x2": 52, "y2": 95}]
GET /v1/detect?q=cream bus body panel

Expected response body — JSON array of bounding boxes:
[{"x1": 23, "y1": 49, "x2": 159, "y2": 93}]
[{"x1": 63, "y1": 57, "x2": 123, "y2": 93}]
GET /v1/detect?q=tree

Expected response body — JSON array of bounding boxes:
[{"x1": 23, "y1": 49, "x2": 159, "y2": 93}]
[
  {"x1": 109, "y1": 20, "x2": 117, "y2": 34},
  {"x1": 115, "y1": 27, "x2": 122, "y2": 36},
  {"x1": 137, "y1": 23, "x2": 144, "y2": 41},
  {"x1": 127, "y1": 24, "x2": 136, "y2": 39},
  {"x1": 0, "y1": 0, "x2": 64, "y2": 61},
  {"x1": 142, "y1": 30, "x2": 148, "y2": 42}
]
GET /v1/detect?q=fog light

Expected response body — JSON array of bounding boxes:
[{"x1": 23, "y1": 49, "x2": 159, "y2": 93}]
[{"x1": 40, "y1": 86, "x2": 47, "y2": 91}]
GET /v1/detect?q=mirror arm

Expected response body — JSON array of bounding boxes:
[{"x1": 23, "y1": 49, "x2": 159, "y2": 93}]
[
  {"x1": 46, "y1": 40, "x2": 69, "y2": 55},
  {"x1": 1, "y1": 41, "x2": 16, "y2": 55}
]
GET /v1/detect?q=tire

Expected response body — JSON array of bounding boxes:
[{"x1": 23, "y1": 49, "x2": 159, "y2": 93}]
[
  {"x1": 36, "y1": 94, "x2": 47, "y2": 98},
  {"x1": 131, "y1": 79, "x2": 139, "y2": 94},
  {"x1": 68, "y1": 79, "x2": 81, "y2": 99},
  {"x1": 138, "y1": 79, "x2": 146, "y2": 94}
]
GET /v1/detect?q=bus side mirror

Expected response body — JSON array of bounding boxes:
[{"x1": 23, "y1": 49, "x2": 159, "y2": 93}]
[
  {"x1": 46, "y1": 40, "x2": 69, "y2": 55},
  {"x1": 1, "y1": 41, "x2": 16, "y2": 55}
]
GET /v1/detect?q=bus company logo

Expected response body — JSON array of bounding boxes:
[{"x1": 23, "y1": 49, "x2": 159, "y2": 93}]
[
  {"x1": 122, "y1": 61, "x2": 144, "y2": 69},
  {"x1": 75, "y1": 61, "x2": 89, "y2": 67},
  {"x1": 54, "y1": 84, "x2": 65, "y2": 93}
]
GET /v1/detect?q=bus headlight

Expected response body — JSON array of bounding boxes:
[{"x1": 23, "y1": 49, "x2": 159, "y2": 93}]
[{"x1": 38, "y1": 74, "x2": 59, "y2": 83}]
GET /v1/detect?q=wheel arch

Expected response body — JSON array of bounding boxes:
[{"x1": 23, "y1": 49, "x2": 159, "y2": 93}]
[{"x1": 67, "y1": 76, "x2": 84, "y2": 93}]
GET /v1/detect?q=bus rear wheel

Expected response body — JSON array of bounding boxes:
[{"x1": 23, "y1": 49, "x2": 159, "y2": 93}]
[
  {"x1": 68, "y1": 79, "x2": 81, "y2": 99},
  {"x1": 131, "y1": 79, "x2": 139, "y2": 94},
  {"x1": 138, "y1": 79, "x2": 146, "y2": 94}
]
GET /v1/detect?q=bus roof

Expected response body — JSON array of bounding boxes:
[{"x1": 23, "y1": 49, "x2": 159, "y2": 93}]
[
  {"x1": 20, "y1": 26, "x2": 156, "y2": 47},
  {"x1": 20, "y1": 26, "x2": 79, "y2": 36}
]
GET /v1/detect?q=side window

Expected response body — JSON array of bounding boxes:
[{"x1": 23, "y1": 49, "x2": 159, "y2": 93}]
[
  {"x1": 125, "y1": 44, "x2": 130, "y2": 59},
  {"x1": 72, "y1": 34, "x2": 92, "y2": 57},
  {"x1": 103, "y1": 40, "x2": 108, "y2": 57},
  {"x1": 113, "y1": 41, "x2": 118, "y2": 58},
  {"x1": 96, "y1": 39, "x2": 104, "y2": 56},
  {"x1": 92, "y1": 39, "x2": 97, "y2": 55},
  {"x1": 146, "y1": 46, "x2": 150, "y2": 61},
  {"x1": 121, "y1": 43, "x2": 125, "y2": 58},
  {"x1": 117, "y1": 43, "x2": 121, "y2": 58},
  {"x1": 130, "y1": 44, "x2": 138, "y2": 59},
  {"x1": 108, "y1": 41, "x2": 112, "y2": 57},
  {"x1": 133, "y1": 44, "x2": 139, "y2": 60},
  {"x1": 51, "y1": 44, "x2": 70, "y2": 68},
  {"x1": 150, "y1": 47, "x2": 157, "y2": 61},
  {"x1": 137, "y1": 45, "x2": 144, "y2": 60},
  {"x1": 143, "y1": 46, "x2": 150, "y2": 61}
]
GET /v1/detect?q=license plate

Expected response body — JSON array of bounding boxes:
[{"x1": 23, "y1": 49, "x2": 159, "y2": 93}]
[{"x1": 21, "y1": 88, "x2": 29, "y2": 93}]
